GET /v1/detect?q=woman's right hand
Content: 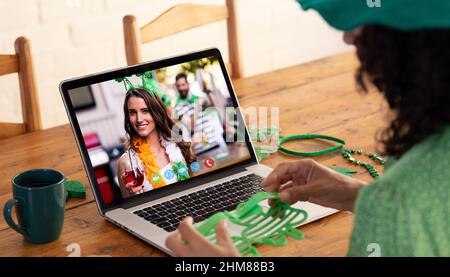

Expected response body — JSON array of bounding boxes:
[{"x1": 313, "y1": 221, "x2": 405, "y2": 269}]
[
  {"x1": 120, "y1": 173, "x2": 144, "y2": 195},
  {"x1": 261, "y1": 159, "x2": 367, "y2": 211}
]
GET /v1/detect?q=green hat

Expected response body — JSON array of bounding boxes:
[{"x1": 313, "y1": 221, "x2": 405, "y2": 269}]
[{"x1": 297, "y1": 0, "x2": 450, "y2": 31}]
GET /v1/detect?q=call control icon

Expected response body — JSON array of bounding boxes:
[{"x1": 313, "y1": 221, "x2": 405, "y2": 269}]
[{"x1": 203, "y1": 158, "x2": 215, "y2": 168}]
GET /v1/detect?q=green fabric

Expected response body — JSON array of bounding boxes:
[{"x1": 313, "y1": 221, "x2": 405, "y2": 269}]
[
  {"x1": 348, "y1": 126, "x2": 450, "y2": 256},
  {"x1": 175, "y1": 94, "x2": 200, "y2": 106},
  {"x1": 296, "y1": 0, "x2": 450, "y2": 31}
]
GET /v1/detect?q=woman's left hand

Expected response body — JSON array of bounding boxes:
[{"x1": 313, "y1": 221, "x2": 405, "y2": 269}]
[{"x1": 165, "y1": 217, "x2": 240, "y2": 257}]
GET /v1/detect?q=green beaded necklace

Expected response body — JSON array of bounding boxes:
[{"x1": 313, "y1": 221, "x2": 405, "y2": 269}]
[
  {"x1": 249, "y1": 126, "x2": 385, "y2": 179},
  {"x1": 341, "y1": 148, "x2": 386, "y2": 179}
]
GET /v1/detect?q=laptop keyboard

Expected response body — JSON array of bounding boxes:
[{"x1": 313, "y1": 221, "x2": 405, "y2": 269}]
[{"x1": 132, "y1": 173, "x2": 264, "y2": 232}]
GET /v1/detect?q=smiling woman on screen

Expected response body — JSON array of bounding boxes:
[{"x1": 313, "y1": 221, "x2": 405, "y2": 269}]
[{"x1": 117, "y1": 88, "x2": 196, "y2": 198}]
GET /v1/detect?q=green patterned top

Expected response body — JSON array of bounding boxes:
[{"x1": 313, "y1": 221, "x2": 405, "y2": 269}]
[{"x1": 348, "y1": 126, "x2": 450, "y2": 257}]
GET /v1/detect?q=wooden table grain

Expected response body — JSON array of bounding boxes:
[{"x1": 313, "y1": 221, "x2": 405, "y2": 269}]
[{"x1": 0, "y1": 51, "x2": 387, "y2": 257}]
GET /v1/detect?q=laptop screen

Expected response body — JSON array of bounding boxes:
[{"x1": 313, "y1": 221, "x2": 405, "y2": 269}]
[{"x1": 64, "y1": 50, "x2": 252, "y2": 208}]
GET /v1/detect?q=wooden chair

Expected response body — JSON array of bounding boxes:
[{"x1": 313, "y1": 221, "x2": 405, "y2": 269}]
[
  {"x1": 123, "y1": 0, "x2": 243, "y2": 78},
  {"x1": 0, "y1": 36, "x2": 42, "y2": 139}
]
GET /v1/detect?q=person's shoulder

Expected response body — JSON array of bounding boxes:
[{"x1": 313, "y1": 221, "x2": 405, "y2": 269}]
[
  {"x1": 381, "y1": 127, "x2": 450, "y2": 187},
  {"x1": 359, "y1": 127, "x2": 450, "y2": 213},
  {"x1": 350, "y1": 128, "x2": 450, "y2": 256},
  {"x1": 118, "y1": 151, "x2": 131, "y2": 166}
]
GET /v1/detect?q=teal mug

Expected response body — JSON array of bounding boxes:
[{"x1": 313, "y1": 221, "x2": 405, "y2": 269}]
[{"x1": 3, "y1": 169, "x2": 65, "y2": 244}]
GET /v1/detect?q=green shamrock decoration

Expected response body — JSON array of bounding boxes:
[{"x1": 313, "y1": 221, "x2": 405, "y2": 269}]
[{"x1": 197, "y1": 192, "x2": 308, "y2": 257}]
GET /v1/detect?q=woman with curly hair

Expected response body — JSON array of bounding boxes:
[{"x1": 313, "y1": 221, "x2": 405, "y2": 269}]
[
  {"x1": 118, "y1": 88, "x2": 196, "y2": 198},
  {"x1": 166, "y1": 0, "x2": 450, "y2": 256}
]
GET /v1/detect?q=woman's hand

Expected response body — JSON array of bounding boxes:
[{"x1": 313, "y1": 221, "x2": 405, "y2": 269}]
[
  {"x1": 261, "y1": 159, "x2": 367, "y2": 211},
  {"x1": 120, "y1": 173, "x2": 144, "y2": 195},
  {"x1": 165, "y1": 217, "x2": 240, "y2": 257}
]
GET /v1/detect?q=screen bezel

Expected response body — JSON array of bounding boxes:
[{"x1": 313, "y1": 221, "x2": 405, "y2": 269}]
[{"x1": 60, "y1": 48, "x2": 258, "y2": 213}]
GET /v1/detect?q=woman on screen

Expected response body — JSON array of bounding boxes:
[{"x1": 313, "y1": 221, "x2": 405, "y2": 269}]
[{"x1": 118, "y1": 88, "x2": 196, "y2": 198}]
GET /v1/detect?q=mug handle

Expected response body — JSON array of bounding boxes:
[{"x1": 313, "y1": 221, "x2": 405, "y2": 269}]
[{"x1": 3, "y1": 199, "x2": 26, "y2": 235}]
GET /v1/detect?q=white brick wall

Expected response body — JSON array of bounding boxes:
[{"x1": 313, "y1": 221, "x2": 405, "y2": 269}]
[
  {"x1": 68, "y1": 15, "x2": 122, "y2": 47},
  {"x1": 0, "y1": 0, "x2": 350, "y2": 129},
  {"x1": 38, "y1": 0, "x2": 104, "y2": 23},
  {"x1": 0, "y1": 75, "x2": 22, "y2": 124},
  {"x1": 29, "y1": 24, "x2": 73, "y2": 54},
  {"x1": 0, "y1": 0, "x2": 40, "y2": 32}
]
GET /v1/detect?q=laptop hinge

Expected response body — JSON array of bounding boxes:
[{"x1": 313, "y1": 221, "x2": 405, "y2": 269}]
[{"x1": 118, "y1": 161, "x2": 254, "y2": 210}]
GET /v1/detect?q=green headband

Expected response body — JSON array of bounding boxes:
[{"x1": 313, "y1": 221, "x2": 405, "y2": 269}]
[{"x1": 297, "y1": 0, "x2": 450, "y2": 31}]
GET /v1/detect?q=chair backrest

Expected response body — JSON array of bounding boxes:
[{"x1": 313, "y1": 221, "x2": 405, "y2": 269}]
[
  {"x1": 0, "y1": 36, "x2": 42, "y2": 139},
  {"x1": 123, "y1": 0, "x2": 243, "y2": 78}
]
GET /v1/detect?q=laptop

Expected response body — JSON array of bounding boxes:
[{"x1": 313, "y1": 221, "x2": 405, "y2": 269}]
[{"x1": 59, "y1": 48, "x2": 337, "y2": 255}]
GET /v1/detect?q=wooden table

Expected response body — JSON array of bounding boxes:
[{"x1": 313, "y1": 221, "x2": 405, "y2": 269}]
[{"x1": 0, "y1": 52, "x2": 387, "y2": 257}]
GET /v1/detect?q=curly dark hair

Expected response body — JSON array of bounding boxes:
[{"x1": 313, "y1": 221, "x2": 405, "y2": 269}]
[{"x1": 355, "y1": 25, "x2": 450, "y2": 158}]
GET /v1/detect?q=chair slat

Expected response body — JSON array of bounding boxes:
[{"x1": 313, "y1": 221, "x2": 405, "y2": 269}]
[
  {"x1": 0, "y1": 55, "x2": 19, "y2": 76},
  {"x1": 140, "y1": 4, "x2": 228, "y2": 44},
  {"x1": 0, "y1": 123, "x2": 26, "y2": 139}
]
